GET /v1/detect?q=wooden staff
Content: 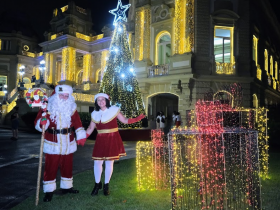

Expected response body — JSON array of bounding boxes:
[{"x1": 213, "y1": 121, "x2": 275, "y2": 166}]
[
  {"x1": 35, "y1": 124, "x2": 45, "y2": 206},
  {"x1": 25, "y1": 87, "x2": 49, "y2": 206}
]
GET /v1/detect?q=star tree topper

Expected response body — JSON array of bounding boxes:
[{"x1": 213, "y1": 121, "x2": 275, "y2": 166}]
[{"x1": 109, "y1": 0, "x2": 131, "y2": 25}]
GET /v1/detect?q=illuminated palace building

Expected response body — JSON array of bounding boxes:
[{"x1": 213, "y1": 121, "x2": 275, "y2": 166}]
[{"x1": 0, "y1": 0, "x2": 280, "y2": 126}]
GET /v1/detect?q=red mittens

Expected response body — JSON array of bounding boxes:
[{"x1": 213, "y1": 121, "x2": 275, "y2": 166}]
[
  {"x1": 128, "y1": 114, "x2": 145, "y2": 124},
  {"x1": 77, "y1": 133, "x2": 90, "y2": 146}
]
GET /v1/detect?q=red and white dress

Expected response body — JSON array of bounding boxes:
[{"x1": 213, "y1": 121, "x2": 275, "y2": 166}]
[{"x1": 91, "y1": 106, "x2": 126, "y2": 160}]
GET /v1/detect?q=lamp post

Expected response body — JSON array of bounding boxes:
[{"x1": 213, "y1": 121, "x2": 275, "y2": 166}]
[{"x1": 39, "y1": 60, "x2": 46, "y2": 84}]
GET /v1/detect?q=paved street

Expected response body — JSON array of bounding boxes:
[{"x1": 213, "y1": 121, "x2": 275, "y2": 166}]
[{"x1": 0, "y1": 128, "x2": 138, "y2": 210}]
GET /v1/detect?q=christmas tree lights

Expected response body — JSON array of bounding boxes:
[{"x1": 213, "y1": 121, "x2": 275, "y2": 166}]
[{"x1": 99, "y1": 1, "x2": 144, "y2": 128}]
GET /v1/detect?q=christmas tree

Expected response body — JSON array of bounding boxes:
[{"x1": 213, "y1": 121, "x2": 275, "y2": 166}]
[{"x1": 99, "y1": 0, "x2": 145, "y2": 128}]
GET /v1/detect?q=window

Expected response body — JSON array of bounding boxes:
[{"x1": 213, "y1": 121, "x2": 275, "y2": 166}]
[
  {"x1": 214, "y1": 26, "x2": 234, "y2": 74},
  {"x1": 1, "y1": 40, "x2": 11, "y2": 51},
  {"x1": 77, "y1": 70, "x2": 83, "y2": 85},
  {"x1": 270, "y1": 56, "x2": 273, "y2": 76},
  {"x1": 252, "y1": 94, "x2": 258, "y2": 108},
  {"x1": 275, "y1": 61, "x2": 278, "y2": 80},
  {"x1": 264, "y1": 49, "x2": 268, "y2": 72},
  {"x1": 157, "y1": 35, "x2": 171, "y2": 65},
  {"x1": 95, "y1": 69, "x2": 102, "y2": 83},
  {"x1": 253, "y1": 35, "x2": 258, "y2": 66},
  {"x1": 214, "y1": 26, "x2": 234, "y2": 63},
  {"x1": 97, "y1": 70, "x2": 102, "y2": 83},
  {"x1": 0, "y1": 76, "x2": 7, "y2": 92}
]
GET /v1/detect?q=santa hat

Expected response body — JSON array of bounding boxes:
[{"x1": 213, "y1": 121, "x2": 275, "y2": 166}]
[
  {"x1": 34, "y1": 89, "x2": 40, "y2": 96},
  {"x1": 55, "y1": 85, "x2": 73, "y2": 95},
  {"x1": 94, "y1": 93, "x2": 110, "y2": 101}
]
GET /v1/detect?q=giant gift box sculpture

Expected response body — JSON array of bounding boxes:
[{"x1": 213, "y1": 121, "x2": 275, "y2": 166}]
[{"x1": 137, "y1": 85, "x2": 267, "y2": 210}]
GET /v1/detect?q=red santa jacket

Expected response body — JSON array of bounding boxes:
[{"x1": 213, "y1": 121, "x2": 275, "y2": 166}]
[{"x1": 34, "y1": 109, "x2": 86, "y2": 155}]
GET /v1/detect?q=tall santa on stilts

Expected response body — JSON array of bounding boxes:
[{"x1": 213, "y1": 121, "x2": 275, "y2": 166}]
[{"x1": 34, "y1": 85, "x2": 87, "y2": 202}]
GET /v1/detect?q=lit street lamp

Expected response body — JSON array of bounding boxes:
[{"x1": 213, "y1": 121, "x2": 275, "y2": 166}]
[{"x1": 39, "y1": 60, "x2": 46, "y2": 84}]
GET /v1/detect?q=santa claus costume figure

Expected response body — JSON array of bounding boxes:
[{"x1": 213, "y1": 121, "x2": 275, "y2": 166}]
[
  {"x1": 32, "y1": 89, "x2": 42, "y2": 107},
  {"x1": 34, "y1": 85, "x2": 87, "y2": 202},
  {"x1": 86, "y1": 93, "x2": 145, "y2": 196}
]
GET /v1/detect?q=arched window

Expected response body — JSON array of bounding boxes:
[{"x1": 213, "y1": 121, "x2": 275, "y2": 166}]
[
  {"x1": 270, "y1": 56, "x2": 273, "y2": 76},
  {"x1": 264, "y1": 49, "x2": 268, "y2": 72},
  {"x1": 23, "y1": 77, "x2": 31, "y2": 84},
  {"x1": 95, "y1": 69, "x2": 102, "y2": 83},
  {"x1": 156, "y1": 33, "x2": 171, "y2": 65},
  {"x1": 252, "y1": 35, "x2": 258, "y2": 66},
  {"x1": 275, "y1": 61, "x2": 278, "y2": 80},
  {"x1": 252, "y1": 94, "x2": 258, "y2": 108},
  {"x1": 76, "y1": 70, "x2": 83, "y2": 85}
]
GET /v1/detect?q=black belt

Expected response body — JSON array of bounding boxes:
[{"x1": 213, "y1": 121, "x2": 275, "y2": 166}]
[{"x1": 47, "y1": 127, "x2": 74, "y2": 135}]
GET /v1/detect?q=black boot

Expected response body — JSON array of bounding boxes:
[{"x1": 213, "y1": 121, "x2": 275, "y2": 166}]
[
  {"x1": 91, "y1": 182, "x2": 102, "y2": 196},
  {"x1": 43, "y1": 192, "x2": 53, "y2": 202},
  {"x1": 103, "y1": 183, "x2": 110, "y2": 196},
  {"x1": 61, "y1": 187, "x2": 79, "y2": 194}
]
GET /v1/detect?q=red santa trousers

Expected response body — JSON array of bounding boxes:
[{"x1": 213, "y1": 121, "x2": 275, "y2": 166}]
[{"x1": 43, "y1": 153, "x2": 73, "y2": 192}]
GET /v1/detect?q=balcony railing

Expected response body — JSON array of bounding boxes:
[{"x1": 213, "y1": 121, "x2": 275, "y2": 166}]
[
  {"x1": 215, "y1": 62, "x2": 235, "y2": 75},
  {"x1": 72, "y1": 93, "x2": 95, "y2": 103},
  {"x1": 148, "y1": 64, "x2": 169, "y2": 77},
  {"x1": 75, "y1": 83, "x2": 101, "y2": 91}
]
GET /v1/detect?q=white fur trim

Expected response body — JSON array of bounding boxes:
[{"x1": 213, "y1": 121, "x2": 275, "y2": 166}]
[
  {"x1": 94, "y1": 93, "x2": 109, "y2": 101},
  {"x1": 60, "y1": 177, "x2": 73, "y2": 189},
  {"x1": 35, "y1": 119, "x2": 50, "y2": 132},
  {"x1": 43, "y1": 134, "x2": 77, "y2": 155},
  {"x1": 91, "y1": 106, "x2": 120, "y2": 123},
  {"x1": 55, "y1": 85, "x2": 73, "y2": 95},
  {"x1": 43, "y1": 179, "x2": 56, "y2": 193},
  {"x1": 75, "y1": 127, "x2": 86, "y2": 140}
]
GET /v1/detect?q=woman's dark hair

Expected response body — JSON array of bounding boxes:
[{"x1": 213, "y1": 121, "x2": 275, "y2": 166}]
[{"x1": 95, "y1": 98, "x2": 111, "y2": 111}]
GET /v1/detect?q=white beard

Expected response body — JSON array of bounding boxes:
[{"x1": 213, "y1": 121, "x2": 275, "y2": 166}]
[{"x1": 48, "y1": 94, "x2": 77, "y2": 128}]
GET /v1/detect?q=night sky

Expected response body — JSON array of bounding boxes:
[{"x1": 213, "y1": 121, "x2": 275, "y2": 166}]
[
  {"x1": 0, "y1": 0, "x2": 129, "y2": 42},
  {"x1": 0, "y1": 0, "x2": 279, "y2": 43}
]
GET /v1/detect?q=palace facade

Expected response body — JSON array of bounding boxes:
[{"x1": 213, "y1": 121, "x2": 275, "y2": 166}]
[{"x1": 1, "y1": 0, "x2": 280, "y2": 128}]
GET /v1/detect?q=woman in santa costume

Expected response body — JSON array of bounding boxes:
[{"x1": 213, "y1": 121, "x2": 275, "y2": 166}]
[
  {"x1": 34, "y1": 85, "x2": 87, "y2": 202},
  {"x1": 86, "y1": 93, "x2": 145, "y2": 196}
]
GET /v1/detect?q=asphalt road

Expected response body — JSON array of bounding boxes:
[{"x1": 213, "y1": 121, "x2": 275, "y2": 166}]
[{"x1": 0, "y1": 128, "x2": 138, "y2": 210}]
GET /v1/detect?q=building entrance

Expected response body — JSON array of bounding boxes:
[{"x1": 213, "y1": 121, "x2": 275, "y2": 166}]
[{"x1": 148, "y1": 93, "x2": 178, "y2": 132}]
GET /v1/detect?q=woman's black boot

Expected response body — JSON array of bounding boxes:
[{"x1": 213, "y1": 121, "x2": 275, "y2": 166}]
[
  {"x1": 91, "y1": 182, "x2": 102, "y2": 196},
  {"x1": 103, "y1": 183, "x2": 110, "y2": 196}
]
